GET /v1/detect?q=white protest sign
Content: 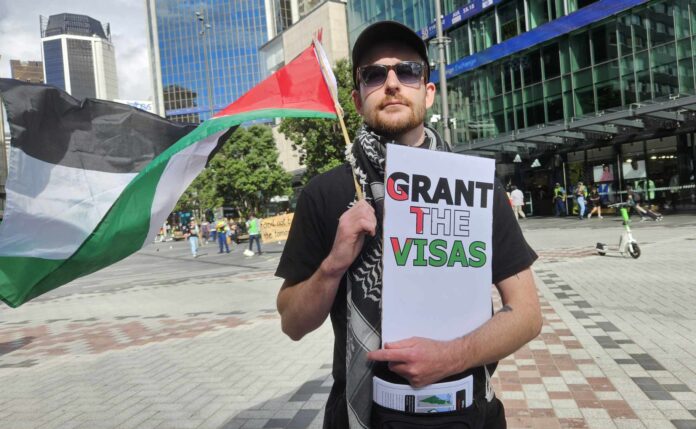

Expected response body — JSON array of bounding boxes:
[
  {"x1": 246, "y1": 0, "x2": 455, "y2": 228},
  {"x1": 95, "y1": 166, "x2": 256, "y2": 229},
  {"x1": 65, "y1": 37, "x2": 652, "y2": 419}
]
[{"x1": 382, "y1": 144, "x2": 495, "y2": 343}]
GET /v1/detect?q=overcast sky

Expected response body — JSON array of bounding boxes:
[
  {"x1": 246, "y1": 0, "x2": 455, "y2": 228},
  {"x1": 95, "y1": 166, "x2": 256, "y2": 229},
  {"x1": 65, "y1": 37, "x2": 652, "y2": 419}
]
[{"x1": 0, "y1": 0, "x2": 153, "y2": 101}]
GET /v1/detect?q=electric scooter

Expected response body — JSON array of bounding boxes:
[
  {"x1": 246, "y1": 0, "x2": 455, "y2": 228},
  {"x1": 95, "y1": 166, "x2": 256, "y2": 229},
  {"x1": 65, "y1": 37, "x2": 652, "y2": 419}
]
[{"x1": 596, "y1": 202, "x2": 641, "y2": 259}]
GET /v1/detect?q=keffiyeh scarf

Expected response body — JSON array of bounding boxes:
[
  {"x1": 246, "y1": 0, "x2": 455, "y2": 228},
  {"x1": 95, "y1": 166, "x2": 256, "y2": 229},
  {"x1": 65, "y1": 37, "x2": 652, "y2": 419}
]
[{"x1": 344, "y1": 124, "x2": 450, "y2": 428}]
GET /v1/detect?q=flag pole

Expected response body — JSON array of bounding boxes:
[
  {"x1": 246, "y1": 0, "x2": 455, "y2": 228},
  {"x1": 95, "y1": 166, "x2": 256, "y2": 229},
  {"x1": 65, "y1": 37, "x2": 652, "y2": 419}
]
[{"x1": 313, "y1": 39, "x2": 364, "y2": 201}]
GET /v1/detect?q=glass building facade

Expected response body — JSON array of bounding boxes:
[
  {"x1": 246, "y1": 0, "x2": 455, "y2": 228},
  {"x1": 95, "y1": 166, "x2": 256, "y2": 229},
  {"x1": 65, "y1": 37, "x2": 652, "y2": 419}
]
[
  {"x1": 147, "y1": 0, "x2": 270, "y2": 123},
  {"x1": 348, "y1": 0, "x2": 696, "y2": 214}
]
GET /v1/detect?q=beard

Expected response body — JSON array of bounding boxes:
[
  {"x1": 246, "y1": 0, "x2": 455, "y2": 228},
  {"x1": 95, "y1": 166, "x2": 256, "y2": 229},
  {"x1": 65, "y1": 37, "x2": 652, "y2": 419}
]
[{"x1": 363, "y1": 95, "x2": 425, "y2": 139}]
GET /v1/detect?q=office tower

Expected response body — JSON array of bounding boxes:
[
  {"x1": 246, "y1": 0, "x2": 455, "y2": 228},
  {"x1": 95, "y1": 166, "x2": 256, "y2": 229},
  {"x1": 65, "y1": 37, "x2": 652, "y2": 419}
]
[
  {"x1": 40, "y1": 13, "x2": 119, "y2": 100},
  {"x1": 146, "y1": 0, "x2": 271, "y2": 122}
]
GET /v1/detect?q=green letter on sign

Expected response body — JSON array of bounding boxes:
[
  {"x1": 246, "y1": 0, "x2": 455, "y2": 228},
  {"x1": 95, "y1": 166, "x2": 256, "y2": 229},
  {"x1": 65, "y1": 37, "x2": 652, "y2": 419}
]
[
  {"x1": 428, "y1": 239, "x2": 448, "y2": 267},
  {"x1": 390, "y1": 237, "x2": 413, "y2": 266},
  {"x1": 447, "y1": 240, "x2": 469, "y2": 267},
  {"x1": 468, "y1": 241, "x2": 487, "y2": 268}
]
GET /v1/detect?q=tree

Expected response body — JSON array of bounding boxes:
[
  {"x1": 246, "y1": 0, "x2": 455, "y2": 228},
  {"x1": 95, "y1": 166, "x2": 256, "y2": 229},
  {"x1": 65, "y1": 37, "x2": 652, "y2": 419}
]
[
  {"x1": 279, "y1": 58, "x2": 362, "y2": 182},
  {"x1": 176, "y1": 125, "x2": 292, "y2": 217}
]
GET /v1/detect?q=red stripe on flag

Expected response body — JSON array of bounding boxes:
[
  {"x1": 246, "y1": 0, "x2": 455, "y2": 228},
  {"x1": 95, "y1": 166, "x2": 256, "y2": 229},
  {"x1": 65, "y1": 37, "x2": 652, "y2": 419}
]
[{"x1": 214, "y1": 44, "x2": 337, "y2": 118}]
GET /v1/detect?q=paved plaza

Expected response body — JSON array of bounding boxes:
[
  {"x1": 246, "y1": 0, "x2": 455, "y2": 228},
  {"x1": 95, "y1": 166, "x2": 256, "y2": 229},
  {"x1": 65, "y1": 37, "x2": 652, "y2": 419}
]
[{"x1": 1, "y1": 214, "x2": 696, "y2": 429}]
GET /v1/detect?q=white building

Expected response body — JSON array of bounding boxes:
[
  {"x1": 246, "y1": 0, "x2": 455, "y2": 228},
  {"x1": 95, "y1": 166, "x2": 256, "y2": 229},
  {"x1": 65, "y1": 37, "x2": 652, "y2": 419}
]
[
  {"x1": 260, "y1": 0, "x2": 349, "y2": 174},
  {"x1": 40, "y1": 13, "x2": 119, "y2": 101}
]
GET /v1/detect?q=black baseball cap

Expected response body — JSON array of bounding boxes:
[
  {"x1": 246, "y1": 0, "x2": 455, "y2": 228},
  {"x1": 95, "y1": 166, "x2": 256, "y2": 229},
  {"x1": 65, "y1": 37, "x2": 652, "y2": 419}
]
[{"x1": 351, "y1": 20, "x2": 430, "y2": 88}]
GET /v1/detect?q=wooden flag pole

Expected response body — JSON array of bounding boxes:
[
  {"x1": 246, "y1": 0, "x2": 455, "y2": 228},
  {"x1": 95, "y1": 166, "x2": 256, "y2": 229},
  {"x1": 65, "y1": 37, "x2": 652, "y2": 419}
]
[{"x1": 313, "y1": 39, "x2": 364, "y2": 200}]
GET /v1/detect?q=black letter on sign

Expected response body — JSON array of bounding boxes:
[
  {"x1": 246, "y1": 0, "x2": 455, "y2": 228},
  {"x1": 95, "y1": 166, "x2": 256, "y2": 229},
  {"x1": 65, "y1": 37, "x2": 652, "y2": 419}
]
[
  {"x1": 454, "y1": 179, "x2": 474, "y2": 207},
  {"x1": 412, "y1": 174, "x2": 433, "y2": 203},
  {"x1": 476, "y1": 182, "x2": 494, "y2": 208},
  {"x1": 433, "y1": 177, "x2": 454, "y2": 205}
]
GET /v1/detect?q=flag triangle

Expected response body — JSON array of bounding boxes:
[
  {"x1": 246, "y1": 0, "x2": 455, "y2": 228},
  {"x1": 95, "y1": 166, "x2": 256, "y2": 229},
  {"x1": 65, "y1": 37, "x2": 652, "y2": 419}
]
[{"x1": 215, "y1": 44, "x2": 337, "y2": 118}]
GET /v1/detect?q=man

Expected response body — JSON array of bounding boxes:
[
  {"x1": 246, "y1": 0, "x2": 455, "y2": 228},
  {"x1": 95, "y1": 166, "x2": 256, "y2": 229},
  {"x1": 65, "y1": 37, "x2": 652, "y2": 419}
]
[
  {"x1": 246, "y1": 213, "x2": 262, "y2": 255},
  {"x1": 216, "y1": 218, "x2": 230, "y2": 253},
  {"x1": 276, "y1": 21, "x2": 541, "y2": 429},
  {"x1": 510, "y1": 186, "x2": 526, "y2": 219},
  {"x1": 553, "y1": 182, "x2": 567, "y2": 217},
  {"x1": 182, "y1": 220, "x2": 198, "y2": 258}
]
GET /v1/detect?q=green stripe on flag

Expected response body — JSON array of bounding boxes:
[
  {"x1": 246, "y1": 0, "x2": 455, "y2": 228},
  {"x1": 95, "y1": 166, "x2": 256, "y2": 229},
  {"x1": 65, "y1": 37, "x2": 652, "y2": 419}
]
[{"x1": 0, "y1": 108, "x2": 336, "y2": 307}]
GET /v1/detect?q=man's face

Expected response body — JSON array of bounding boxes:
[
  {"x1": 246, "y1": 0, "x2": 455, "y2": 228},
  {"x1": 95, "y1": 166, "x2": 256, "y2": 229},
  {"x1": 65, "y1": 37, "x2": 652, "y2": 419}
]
[{"x1": 351, "y1": 43, "x2": 436, "y2": 139}]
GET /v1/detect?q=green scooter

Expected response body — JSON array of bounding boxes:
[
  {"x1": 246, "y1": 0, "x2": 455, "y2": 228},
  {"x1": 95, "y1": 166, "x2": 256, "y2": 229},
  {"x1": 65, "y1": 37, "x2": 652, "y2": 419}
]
[{"x1": 596, "y1": 203, "x2": 641, "y2": 259}]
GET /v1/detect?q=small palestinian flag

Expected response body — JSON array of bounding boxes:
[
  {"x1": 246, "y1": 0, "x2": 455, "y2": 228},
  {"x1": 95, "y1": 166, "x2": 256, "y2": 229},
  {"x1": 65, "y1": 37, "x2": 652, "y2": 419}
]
[{"x1": 0, "y1": 41, "x2": 338, "y2": 307}]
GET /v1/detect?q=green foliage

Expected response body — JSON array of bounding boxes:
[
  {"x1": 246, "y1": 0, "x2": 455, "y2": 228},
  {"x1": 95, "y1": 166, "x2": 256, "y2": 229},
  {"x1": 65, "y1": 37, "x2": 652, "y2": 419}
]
[
  {"x1": 279, "y1": 58, "x2": 362, "y2": 182},
  {"x1": 176, "y1": 125, "x2": 292, "y2": 217}
]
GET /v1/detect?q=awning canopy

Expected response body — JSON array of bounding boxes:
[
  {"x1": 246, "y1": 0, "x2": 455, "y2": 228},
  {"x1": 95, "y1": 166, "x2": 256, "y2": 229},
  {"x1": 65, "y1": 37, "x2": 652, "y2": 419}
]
[{"x1": 458, "y1": 94, "x2": 696, "y2": 156}]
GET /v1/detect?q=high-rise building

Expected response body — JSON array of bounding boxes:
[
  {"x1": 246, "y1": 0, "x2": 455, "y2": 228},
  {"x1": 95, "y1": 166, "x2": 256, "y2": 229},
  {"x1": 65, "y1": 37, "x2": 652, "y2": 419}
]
[
  {"x1": 348, "y1": 0, "x2": 696, "y2": 213},
  {"x1": 10, "y1": 60, "x2": 44, "y2": 84},
  {"x1": 146, "y1": 0, "x2": 273, "y2": 122},
  {"x1": 40, "y1": 13, "x2": 119, "y2": 100}
]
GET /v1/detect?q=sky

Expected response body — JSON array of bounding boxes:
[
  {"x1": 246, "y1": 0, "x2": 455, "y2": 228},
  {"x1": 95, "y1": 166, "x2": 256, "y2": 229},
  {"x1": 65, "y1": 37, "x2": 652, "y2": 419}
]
[{"x1": 0, "y1": 0, "x2": 153, "y2": 101}]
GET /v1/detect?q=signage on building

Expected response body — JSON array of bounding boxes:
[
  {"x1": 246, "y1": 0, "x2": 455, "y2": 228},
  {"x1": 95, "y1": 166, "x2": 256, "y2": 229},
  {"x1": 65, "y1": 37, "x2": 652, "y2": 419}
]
[
  {"x1": 114, "y1": 100, "x2": 154, "y2": 113},
  {"x1": 418, "y1": 0, "x2": 503, "y2": 40}
]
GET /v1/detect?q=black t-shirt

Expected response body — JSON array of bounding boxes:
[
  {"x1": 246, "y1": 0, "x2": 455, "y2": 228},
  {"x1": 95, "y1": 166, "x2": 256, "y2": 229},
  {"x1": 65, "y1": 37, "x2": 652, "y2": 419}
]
[{"x1": 276, "y1": 162, "x2": 537, "y2": 427}]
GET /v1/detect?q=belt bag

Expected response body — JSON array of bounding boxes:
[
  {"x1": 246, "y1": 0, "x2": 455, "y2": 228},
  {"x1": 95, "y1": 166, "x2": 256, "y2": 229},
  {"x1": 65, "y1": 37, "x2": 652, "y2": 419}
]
[
  {"x1": 373, "y1": 365, "x2": 494, "y2": 412},
  {"x1": 371, "y1": 398, "x2": 488, "y2": 429}
]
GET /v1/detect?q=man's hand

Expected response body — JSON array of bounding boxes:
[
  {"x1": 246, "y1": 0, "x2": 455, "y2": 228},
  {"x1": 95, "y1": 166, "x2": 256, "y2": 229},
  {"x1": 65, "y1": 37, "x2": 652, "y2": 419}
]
[
  {"x1": 277, "y1": 199, "x2": 377, "y2": 341},
  {"x1": 367, "y1": 337, "x2": 455, "y2": 388},
  {"x1": 323, "y1": 199, "x2": 377, "y2": 276}
]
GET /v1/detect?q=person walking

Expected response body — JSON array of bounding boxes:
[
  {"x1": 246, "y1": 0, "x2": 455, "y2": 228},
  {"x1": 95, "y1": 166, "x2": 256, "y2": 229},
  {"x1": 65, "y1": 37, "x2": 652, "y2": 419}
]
[
  {"x1": 553, "y1": 183, "x2": 567, "y2": 217},
  {"x1": 182, "y1": 220, "x2": 199, "y2": 257},
  {"x1": 575, "y1": 181, "x2": 587, "y2": 219},
  {"x1": 275, "y1": 20, "x2": 541, "y2": 429},
  {"x1": 216, "y1": 218, "x2": 230, "y2": 253},
  {"x1": 201, "y1": 220, "x2": 210, "y2": 244},
  {"x1": 510, "y1": 186, "x2": 526, "y2": 219},
  {"x1": 627, "y1": 186, "x2": 663, "y2": 221},
  {"x1": 587, "y1": 186, "x2": 602, "y2": 219},
  {"x1": 246, "y1": 213, "x2": 262, "y2": 255}
]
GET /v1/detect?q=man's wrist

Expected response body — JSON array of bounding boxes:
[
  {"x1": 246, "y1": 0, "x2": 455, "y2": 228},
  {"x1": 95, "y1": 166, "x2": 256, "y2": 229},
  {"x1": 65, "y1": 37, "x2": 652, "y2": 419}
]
[
  {"x1": 319, "y1": 255, "x2": 347, "y2": 280},
  {"x1": 445, "y1": 335, "x2": 473, "y2": 375}
]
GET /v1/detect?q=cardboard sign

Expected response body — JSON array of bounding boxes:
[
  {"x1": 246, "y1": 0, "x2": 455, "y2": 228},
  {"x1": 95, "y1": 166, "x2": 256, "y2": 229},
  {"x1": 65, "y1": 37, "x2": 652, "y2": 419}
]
[
  {"x1": 260, "y1": 213, "x2": 294, "y2": 243},
  {"x1": 382, "y1": 145, "x2": 495, "y2": 343}
]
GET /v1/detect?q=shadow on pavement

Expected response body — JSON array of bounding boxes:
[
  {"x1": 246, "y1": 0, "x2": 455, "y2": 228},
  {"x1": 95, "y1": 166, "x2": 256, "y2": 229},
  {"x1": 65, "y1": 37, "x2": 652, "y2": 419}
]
[
  {"x1": 219, "y1": 375, "x2": 329, "y2": 429},
  {"x1": 0, "y1": 336, "x2": 35, "y2": 357}
]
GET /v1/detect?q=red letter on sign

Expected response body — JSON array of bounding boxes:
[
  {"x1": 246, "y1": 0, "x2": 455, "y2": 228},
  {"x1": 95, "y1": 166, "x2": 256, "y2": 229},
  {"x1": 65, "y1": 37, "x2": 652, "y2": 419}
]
[
  {"x1": 409, "y1": 206, "x2": 429, "y2": 234},
  {"x1": 386, "y1": 172, "x2": 409, "y2": 201}
]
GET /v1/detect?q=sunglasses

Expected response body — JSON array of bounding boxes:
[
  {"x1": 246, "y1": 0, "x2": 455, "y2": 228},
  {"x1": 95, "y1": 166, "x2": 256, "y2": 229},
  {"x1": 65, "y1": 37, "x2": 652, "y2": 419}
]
[{"x1": 357, "y1": 61, "x2": 425, "y2": 88}]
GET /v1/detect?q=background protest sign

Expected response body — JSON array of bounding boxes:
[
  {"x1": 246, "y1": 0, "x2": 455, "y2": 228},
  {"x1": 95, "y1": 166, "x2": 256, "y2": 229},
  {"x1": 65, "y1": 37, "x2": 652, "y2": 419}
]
[
  {"x1": 382, "y1": 144, "x2": 495, "y2": 343},
  {"x1": 260, "y1": 213, "x2": 294, "y2": 243}
]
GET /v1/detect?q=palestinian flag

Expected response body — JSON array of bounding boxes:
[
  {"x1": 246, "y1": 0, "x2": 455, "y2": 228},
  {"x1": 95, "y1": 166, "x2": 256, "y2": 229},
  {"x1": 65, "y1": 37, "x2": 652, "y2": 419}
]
[{"x1": 0, "y1": 41, "x2": 338, "y2": 308}]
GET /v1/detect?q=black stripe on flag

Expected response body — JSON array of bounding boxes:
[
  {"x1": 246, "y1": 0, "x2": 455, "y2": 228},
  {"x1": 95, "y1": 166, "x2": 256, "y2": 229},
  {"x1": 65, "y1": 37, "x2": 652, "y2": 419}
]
[{"x1": 0, "y1": 79, "x2": 195, "y2": 174}]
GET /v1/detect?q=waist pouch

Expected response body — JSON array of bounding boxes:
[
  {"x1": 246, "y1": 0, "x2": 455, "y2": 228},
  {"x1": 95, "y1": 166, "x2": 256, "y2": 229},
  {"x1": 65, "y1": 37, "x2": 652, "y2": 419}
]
[{"x1": 371, "y1": 397, "x2": 488, "y2": 429}]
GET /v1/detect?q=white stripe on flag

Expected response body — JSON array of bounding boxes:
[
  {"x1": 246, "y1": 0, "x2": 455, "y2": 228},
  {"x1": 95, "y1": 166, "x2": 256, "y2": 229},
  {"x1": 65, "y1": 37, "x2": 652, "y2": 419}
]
[
  {"x1": 143, "y1": 130, "x2": 226, "y2": 245},
  {"x1": 0, "y1": 148, "x2": 135, "y2": 259}
]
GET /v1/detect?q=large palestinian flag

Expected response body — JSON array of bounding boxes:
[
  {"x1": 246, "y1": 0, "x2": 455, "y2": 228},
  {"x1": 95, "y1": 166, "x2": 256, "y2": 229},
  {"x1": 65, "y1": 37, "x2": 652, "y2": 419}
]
[{"x1": 0, "y1": 41, "x2": 337, "y2": 307}]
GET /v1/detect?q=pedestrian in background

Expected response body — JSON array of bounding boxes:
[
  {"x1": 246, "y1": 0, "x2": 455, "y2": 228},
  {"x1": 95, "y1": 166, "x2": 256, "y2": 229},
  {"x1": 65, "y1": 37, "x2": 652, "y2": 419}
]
[
  {"x1": 246, "y1": 213, "x2": 262, "y2": 255},
  {"x1": 216, "y1": 218, "x2": 230, "y2": 253},
  {"x1": 510, "y1": 186, "x2": 526, "y2": 219},
  {"x1": 575, "y1": 181, "x2": 587, "y2": 219},
  {"x1": 182, "y1": 220, "x2": 198, "y2": 258},
  {"x1": 201, "y1": 220, "x2": 210, "y2": 244},
  {"x1": 553, "y1": 183, "x2": 566, "y2": 217},
  {"x1": 587, "y1": 186, "x2": 602, "y2": 219}
]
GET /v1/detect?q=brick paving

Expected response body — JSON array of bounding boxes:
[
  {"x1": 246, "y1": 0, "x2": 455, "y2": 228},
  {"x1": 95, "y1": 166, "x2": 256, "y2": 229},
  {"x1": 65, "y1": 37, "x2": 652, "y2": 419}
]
[{"x1": 0, "y1": 214, "x2": 695, "y2": 428}]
